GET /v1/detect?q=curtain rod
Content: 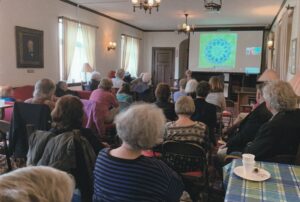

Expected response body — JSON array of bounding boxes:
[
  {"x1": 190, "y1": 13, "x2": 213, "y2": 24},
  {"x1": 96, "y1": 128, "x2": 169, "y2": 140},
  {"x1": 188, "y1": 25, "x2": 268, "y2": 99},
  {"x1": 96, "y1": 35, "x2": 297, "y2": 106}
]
[
  {"x1": 59, "y1": 16, "x2": 98, "y2": 29},
  {"x1": 121, "y1": 34, "x2": 142, "y2": 40}
]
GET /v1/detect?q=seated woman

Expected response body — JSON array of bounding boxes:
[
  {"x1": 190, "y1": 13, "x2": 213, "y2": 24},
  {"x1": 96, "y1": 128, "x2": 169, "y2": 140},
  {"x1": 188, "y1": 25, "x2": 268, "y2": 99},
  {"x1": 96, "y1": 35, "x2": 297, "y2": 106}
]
[
  {"x1": 0, "y1": 85, "x2": 15, "y2": 102},
  {"x1": 154, "y1": 83, "x2": 177, "y2": 121},
  {"x1": 93, "y1": 103, "x2": 184, "y2": 201},
  {"x1": 131, "y1": 72, "x2": 154, "y2": 102},
  {"x1": 185, "y1": 79, "x2": 198, "y2": 99},
  {"x1": 165, "y1": 96, "x2": 208, "y2": 151},
  {"x1": 25, "y1": 78, "x2": 56, "y2": 110},
  {"x1": 112, "y1": 68, "x2": 125, "y2": 89},
  {"x1": 87, "y1": 71, "x2": 101, "y2": 91},
  {"x1": 206, "y1": 76, "x2": 226, "y2": 111},
  {"x1": 0, "y1": 166, "x2": 75, "y2": 202},
  {"x1": 244, "y1": 81, "x2": 300, "y2": 161},
  {"x1": 116, "y1": 82, "x2": 133, "y2": 104},
  {"x1": 55, "y1": 81, "x2": 79, "y2": 97},
  {"x1": 89, "y1": 78, "x2": 119, "y2": 123},
  {"x1": 28, "y1": 95, "x2": 101, "y2": 202}
]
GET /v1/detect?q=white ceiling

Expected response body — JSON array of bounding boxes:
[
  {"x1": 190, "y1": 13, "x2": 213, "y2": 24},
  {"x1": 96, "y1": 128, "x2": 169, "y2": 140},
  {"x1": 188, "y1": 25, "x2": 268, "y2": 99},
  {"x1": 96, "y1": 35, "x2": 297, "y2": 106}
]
[{"x1": 71, "y1": 0, "x2": 284, "y2": 30}]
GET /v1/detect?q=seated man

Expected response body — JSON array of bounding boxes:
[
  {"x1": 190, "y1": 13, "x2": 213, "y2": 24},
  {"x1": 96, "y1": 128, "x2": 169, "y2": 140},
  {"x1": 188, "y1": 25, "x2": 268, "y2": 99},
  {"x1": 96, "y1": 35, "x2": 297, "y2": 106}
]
[
  {"x1": 218, "y1": 83, "x2": 272, "y2": 158},
  {"x1": 191, "y1": 81, "x2": 217, "y2": 145},
  {"x1": 244, "y1": 81, "x2": 300, "y2": 161}
]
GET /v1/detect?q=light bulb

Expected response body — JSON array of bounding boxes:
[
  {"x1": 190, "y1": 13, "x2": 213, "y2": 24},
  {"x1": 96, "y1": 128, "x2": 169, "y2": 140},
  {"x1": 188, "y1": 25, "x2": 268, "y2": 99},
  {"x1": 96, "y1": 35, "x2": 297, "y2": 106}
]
[
  {"x1": 182, "y1": 23, "x2": 187, "y2": 29},
  {"x1": 186, "y1": 25, "x2": 190, "y2": 31},
  {"x1": 132, "y1": 0, "x2": 138, "y2": 4},
  {"x1": 148, "y1": 0, "x2": 154, "y2": 6},
  {"x1": 155, "y1": 0, "x2": 161, "y2": 3}
]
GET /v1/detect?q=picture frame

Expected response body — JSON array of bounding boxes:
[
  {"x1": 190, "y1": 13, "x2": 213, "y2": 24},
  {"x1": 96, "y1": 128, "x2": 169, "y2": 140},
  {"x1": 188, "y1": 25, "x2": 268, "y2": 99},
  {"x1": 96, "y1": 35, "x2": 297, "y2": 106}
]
[
  {"x1": 289, "y1": 38, "x2": 297, "y2": 75},
  {"x1": 15, "y1": 26, "x2": 44, "y2": 68}
]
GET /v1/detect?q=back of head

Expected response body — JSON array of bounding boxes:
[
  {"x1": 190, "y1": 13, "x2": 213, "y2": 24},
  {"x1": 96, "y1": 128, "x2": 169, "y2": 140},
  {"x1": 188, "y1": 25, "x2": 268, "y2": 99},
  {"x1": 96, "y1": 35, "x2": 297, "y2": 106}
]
[
  {"x1": 0, "y1": 166, "x2": 74, "y2": 202},
  {"x1": 99, "y1": 78, "x2": 113, "y2": 91},
  {"x1": 119, "y1": 82, "x2": 131, "y2": 94},
  {"x1": 196, "y1": 81, "x2": 210, "y2": 98},
  {"x1": 33, "y1": 78, "x2": 55, "y2": 99},
  {"x1": 179, "y1": 78, "x2": 187, "y2": 90},
  {"x1": 175, "y1": 96, "x2": 195, "y2": 116},
  {"x1": 0, "y1": 85, "x2": 13, "y2": 97},
  {"x1": 115, "y1": 69, "x2": 125, "y2": 79},
  {"x1": 51, "y1": 95, "x2": 83, "y2": 129},
  {"x1": 142, "y1": 73, "x2": 151, "y2": 83},
  {"x1": 91, "y1": 71, "x2": 101, "y2": 81},
  {"x1": 185, "y1": 79, "x2": 198, "y2": 94},
  {"x1": 263, "y1": 80, "x2": 298, "y2": 112},
  {"x1": 115, "y1": 103, "x2": 165, "y2": 150},
  {"x1": 155, "y1": 83, "x2": 171, "y2": 102},
  {"x1": 56, "y1": 81, "x2": 67, "y2": 91},
  {"x1": 209, "y1": 76, "x2": 224, "y2": 92}
]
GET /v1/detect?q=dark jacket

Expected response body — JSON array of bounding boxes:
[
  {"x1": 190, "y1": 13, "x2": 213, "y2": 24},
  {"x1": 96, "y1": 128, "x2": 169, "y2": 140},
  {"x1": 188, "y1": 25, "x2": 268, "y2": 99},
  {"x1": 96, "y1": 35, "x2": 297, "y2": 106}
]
[
  {"x1": 155, "y1": 101, "x2": 177, "y2": 121},
  {"x1": 245, "y1": 109, "x2": 300, "y2": 161},
  {"x1": 226, "y1": 102, "x2": 272, "y2": 154},
  {"x1": 191, "y1": 98, "x2": 217, "y2": 145}
]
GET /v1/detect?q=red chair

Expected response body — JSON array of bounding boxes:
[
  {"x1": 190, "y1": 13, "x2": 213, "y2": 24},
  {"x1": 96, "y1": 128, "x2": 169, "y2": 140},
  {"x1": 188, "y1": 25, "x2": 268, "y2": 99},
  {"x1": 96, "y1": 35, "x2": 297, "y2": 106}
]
[{"x1": 13, "y1": 85, "x2": 34, "y2": 101}]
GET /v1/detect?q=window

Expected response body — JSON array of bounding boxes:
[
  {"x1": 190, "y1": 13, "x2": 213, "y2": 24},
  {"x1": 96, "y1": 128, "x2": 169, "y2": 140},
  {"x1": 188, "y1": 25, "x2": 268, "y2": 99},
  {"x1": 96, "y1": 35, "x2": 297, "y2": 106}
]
[
  {"x1": 121, "y1": 35, "x2": 139, "y2": 77},
  {"x1": 59, "y1": 17, "x2": 96, "y2": 83}
]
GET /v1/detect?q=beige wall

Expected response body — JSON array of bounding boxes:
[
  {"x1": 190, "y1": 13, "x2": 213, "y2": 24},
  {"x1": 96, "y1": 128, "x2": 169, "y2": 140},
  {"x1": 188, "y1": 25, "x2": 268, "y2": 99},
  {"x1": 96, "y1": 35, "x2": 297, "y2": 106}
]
[
  {"x1": 0, "y1": 0, "x2": 143, "y2": 86},
  {"x1": 142, "y1": 32, "x2": 188, "y2": 79}
]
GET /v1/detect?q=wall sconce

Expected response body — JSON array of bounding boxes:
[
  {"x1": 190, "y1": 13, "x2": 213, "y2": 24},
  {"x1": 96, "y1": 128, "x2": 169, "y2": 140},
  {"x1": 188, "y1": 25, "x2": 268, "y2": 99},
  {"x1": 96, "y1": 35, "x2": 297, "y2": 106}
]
[
  {"x1": 107, "y1": 42, "x2": 117, "y2": 51},
  {"x1": 267, "y1": 40, "x2": 274, "y2": 50}
]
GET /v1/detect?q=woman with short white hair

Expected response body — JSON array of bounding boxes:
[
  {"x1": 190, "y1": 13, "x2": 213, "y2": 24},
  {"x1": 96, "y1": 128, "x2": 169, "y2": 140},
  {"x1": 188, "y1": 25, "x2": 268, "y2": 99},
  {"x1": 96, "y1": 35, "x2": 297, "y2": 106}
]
[
  {"x1": 0, "y1": 166, "x2": 74, "y2": 202},
  {"x1": 185, "y1": 79, "x2": 198, "y2": 99},
  {"x1": 245, "y1": 81, "x2": 300, "y2": 161},
  {"x1": 112, "y1": 68, "x2": 125, "y2": 88},
  {"x1": 93, "y1": 103, "x2": 183, "y2": 201},
  {"x1": 25, "y1": 78, "x2": 56, "y2": 110}
]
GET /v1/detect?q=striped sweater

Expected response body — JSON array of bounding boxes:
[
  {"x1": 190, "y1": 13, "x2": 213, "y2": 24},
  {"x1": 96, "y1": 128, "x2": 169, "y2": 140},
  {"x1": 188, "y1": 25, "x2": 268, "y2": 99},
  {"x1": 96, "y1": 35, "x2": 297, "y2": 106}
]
[{"x1": 93, "y1": 148, "x2": 184, "y2": 202}]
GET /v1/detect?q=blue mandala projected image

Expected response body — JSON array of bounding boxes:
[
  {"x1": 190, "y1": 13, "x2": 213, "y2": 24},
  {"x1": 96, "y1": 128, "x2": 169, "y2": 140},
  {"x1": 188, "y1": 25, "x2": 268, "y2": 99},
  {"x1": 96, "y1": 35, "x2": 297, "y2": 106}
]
[{"x1": 204, "y1": 39, "x2": 231, "y2": 64}]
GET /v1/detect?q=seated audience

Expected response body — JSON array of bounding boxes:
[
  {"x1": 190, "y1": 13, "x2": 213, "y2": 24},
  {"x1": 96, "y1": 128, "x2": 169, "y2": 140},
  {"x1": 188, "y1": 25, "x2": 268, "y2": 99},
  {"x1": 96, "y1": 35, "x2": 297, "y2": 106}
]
[
  {"x1": 191, "y1": 81, "x2": 217, "y2": 145},
  {"x1": 123, "y1": 71, "x2": 134, "y2": 83},
  {"x1": 89, "y1": 78, "x2": 119, "y2": 123},
  {"x1": 154, "y1": 83, "x2": 177, "y2": 121},
  {"x1": 217, "y1": 83, "x2": 272, "y2": 159},
  {"x1": 93, "y1": 104, "x2": 184, "y2": 201},
  {"x1": 0, "y1": 166, "x2": 75, "y2": 202},
  {"x1": 116, "y1": 83, "x2": 133, "y2": 104},
  {"x1": 185, "y1": 79, "x2": 198, "y2": 99},
  {"x1": 112, "y1": 68, "x2": 125, "y2": 89},
  {"x1": 28, "y1": 96, "x2": 98, "y2": 201},
  {"x1": 165, "y1": 96, "x2": 208, "y2": 151},
  {"x1": 0, "y1": 85, "x2": 15, "y2": 102},
  {"x1": 131, "y1": 72, "x2": 154, "y2": 102},
  {"x1": 25, "y1": 78, "x2": 56, "y2": 110},
  {"x1": 206, "y1": 76, "x2": 226, "y2": 110},
  {"x1": 173, "y1": 78, "x2": 187, "y2": 103},
  {"x1": 87, "y1": 71, "x2": 101, "y2": 91},
  {"x1": 55, "y1": 81, "x2": 79, "y2": 97},
  {"x1": 244, "y1": 81, "x2": 300, "y2": 161}
]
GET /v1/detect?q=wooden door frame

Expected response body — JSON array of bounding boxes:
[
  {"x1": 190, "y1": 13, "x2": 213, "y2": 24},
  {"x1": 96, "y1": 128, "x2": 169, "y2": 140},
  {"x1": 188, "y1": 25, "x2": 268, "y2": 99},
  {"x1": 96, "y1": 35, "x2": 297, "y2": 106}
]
[{"x1": 151, "y1": 47, "x2": 175, "y2": 86}]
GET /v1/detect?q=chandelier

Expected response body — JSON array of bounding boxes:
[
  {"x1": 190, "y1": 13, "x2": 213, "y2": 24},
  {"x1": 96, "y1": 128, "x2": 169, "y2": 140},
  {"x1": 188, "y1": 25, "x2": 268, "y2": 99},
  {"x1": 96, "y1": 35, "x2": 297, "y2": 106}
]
[
  {"x1": 177, "y1": 14, "x2": 195, "y2": 35},
  {"x1": 131, "y1": 0, "x2": 161, "y2": 14}
]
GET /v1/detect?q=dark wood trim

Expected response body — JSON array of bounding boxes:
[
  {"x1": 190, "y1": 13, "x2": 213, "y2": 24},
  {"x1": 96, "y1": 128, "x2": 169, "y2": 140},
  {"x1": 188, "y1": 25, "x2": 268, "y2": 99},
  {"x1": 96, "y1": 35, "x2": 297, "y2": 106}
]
[
  {"x1": 121, "y1": 34, "x2": 142, "y2": 40},
  {"x1": 270, "y1": 0, "x2": 287, "y2": 29},
  {"x1": 144, "y1": 30, "x2": 176, "y2": 32},
  {"x1": 60, "y1": 0, "x2": 144, "y2": 31},
  {"x1": 144, "y1": 26, "x2": 267, "y2": 32}
]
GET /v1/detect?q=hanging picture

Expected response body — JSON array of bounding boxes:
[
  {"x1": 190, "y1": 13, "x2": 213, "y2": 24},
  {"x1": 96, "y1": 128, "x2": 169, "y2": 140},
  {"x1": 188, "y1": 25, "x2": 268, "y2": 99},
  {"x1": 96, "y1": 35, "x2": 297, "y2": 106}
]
[
  {"x1": 289, "y1": 38, "x2": 297, "y2": 74},
  {"x1": 15, "y1": 26, "x2": 44, "y2": 68}
]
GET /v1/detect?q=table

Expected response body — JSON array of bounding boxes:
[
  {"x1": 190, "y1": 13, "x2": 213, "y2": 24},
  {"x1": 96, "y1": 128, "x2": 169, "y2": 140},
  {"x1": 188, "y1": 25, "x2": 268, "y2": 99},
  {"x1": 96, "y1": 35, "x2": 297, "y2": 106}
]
[{"x1": 223, "y1": 159, "x2": 300, "y2": 202}]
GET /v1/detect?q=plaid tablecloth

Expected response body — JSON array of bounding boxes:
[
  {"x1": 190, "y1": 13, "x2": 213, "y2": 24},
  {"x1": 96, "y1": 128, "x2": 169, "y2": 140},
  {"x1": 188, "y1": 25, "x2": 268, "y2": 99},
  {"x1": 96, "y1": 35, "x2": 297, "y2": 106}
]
[{"x1": 223, "y1": 159, "x2": 300, "y2": 202}]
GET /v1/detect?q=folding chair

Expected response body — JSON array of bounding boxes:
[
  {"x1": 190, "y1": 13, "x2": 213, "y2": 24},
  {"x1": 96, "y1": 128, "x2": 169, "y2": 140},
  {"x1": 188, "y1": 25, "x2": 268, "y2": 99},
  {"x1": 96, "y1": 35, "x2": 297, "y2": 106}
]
[{"x1": 161, "y1": 141, "x2": 208, "y2": 202}]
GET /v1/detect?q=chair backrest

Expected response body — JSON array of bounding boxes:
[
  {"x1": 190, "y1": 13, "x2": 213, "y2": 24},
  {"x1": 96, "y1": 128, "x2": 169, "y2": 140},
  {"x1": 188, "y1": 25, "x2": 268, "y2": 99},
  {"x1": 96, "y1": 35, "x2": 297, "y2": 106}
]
[
  {"x1": 9, "y1": 102, "x2": 51, "y2": 158},
  {"x1": 161, "y1": 141, "x2": 207, "y2": 173}
]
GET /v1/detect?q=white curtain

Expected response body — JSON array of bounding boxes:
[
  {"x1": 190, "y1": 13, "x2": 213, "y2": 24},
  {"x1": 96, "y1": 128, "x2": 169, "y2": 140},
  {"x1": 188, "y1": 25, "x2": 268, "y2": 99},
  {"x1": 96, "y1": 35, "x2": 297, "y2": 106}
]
[
  {"x1": 121, "y1": 36, "x2": 139, "y2": 77},
  {"x1": 63, "y1": 19, "x2": 78, "y2": 81},
  {"x1": 81, "y1": 24, "x2": 96, "y2": 70},
  {"x1": 278, "y1": 9, "x2": 293, "y2": 80},
  {"x1": 273, "y1": 22, "x2": 281, "y2": 71}
]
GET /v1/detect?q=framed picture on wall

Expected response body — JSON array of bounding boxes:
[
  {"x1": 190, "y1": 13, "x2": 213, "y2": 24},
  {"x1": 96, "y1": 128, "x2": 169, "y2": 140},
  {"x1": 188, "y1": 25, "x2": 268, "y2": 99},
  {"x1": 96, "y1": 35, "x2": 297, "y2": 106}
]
[
  {"x1": 289, "y1": 38, "x2": 297, "y2": 75},
  {"x1": 15, "y1": 26, "x2": 44, "y2": 68}
]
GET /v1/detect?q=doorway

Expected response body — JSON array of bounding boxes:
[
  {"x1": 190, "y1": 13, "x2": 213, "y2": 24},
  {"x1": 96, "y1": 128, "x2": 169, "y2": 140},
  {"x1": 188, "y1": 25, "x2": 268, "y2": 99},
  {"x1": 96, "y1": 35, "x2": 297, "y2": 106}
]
[{"x1": 152, "y1": 47, "x2": 175, "y2": 87}]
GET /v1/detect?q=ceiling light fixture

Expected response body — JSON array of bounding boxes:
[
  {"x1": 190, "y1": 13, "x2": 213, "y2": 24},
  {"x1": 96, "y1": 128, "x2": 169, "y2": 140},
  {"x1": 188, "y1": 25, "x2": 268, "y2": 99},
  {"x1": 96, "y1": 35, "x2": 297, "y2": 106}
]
[
  {"x1": 177, "y1": 14, "x2": 195, "y2": 35},
  {"x1": 131, "y1": 0, "x2": 161, "y2": 14},
  {"x1": 204, "y1": 0, "x2": 222, "y2": 12}
]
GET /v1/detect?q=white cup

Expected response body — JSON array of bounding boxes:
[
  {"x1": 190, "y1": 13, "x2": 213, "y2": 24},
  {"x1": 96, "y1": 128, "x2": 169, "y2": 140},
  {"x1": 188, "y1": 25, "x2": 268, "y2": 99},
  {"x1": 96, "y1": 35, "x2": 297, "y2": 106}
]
[{"x1": 242, "y1": 154, "x2": 255, "y2": 176}]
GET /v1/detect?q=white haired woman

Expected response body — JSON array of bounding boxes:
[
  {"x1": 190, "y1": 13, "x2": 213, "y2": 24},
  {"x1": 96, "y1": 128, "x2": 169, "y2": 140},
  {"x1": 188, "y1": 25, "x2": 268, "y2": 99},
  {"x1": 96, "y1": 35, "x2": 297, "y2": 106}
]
[
  {"x1": 165, "y1": 96, "x2": 209, "y2": 150},
  {"x1": 93, "y1": 103, "x2": 184, "y2": 201},
  {"x1": 112, "y1": 68, "x2": 125, "y2": 89},
  {"x1": 25, "y1": 78, "x2": 56, "y2": 110},
  {"x1": 0, "y1": 166, "x2": 75, "y2": 202},
  {"x1": 245, "y1": 81, "x2": 300, "y2": 161},
  {"x1": 185, "y1": 79, "x2": 198, "y2": 99}
]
